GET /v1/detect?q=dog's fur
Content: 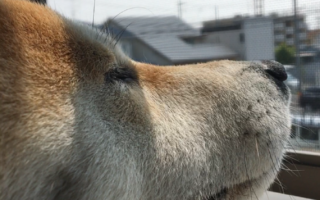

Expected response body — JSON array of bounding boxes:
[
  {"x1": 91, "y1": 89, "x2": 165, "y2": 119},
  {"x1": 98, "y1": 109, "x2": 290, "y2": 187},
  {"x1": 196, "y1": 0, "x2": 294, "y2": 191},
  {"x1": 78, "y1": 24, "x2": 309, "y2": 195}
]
[{"x1": 0, "y1": 0, "x2": 291, "y2": 199}]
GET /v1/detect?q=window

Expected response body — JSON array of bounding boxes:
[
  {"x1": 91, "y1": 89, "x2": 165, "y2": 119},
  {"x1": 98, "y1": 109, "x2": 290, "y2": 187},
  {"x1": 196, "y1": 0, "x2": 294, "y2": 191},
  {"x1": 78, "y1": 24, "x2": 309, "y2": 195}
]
[{"x1": 285, "y1": 20, "x2": 293, "y2": 27}]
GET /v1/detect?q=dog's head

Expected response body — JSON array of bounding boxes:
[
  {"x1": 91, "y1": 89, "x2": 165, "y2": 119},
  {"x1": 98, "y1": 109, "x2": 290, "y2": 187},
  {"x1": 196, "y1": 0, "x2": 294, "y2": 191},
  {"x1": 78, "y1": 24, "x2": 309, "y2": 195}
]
[{"x1": 0, "y1": 1, "x2": 291, "y2": 199}]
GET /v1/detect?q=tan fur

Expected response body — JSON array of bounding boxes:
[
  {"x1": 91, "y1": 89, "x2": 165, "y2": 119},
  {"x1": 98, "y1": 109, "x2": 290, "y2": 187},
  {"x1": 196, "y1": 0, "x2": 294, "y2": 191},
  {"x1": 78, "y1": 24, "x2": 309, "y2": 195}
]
[{"x1": 0, "y1": 1, "x2": 291, "y2": 200}]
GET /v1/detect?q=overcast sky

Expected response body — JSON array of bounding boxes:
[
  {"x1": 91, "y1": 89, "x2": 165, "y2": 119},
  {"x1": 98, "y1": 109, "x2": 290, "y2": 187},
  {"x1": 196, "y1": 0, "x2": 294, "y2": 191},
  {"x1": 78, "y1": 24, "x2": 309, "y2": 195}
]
[{"x1": 48, "y1": 0, "x2": 320, "y2": 29}]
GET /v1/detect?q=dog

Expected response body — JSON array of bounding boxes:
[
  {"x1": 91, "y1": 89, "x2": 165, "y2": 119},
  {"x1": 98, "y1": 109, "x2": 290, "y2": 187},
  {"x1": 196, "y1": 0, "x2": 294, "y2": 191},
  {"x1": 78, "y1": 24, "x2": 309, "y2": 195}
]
[{"x1": 0, "y1": 0, "x2": 291, "y2": 199}]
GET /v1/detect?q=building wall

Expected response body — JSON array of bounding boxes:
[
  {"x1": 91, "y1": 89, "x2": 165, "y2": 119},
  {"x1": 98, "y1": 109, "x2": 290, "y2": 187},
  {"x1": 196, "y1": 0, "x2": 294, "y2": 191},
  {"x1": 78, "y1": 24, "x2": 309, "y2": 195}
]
[
  {"x1": 201, "y1": 17, "x2": 275, "y2": 61},
  {"x1": 204, "y1": 30, "x2": 245, "y2": 59},
  {"x1": 201, "y1": 15, "x2": 308, "y2": 60},
  {"x1": 203, "y1": 18, "x2": 274, "y2": 60},
  {"x1": 243, "y1": 17, "x2": 275, "y2": 60},
  {"x1": 312, "y1": 34, "x2": 320, "y2": 47}
]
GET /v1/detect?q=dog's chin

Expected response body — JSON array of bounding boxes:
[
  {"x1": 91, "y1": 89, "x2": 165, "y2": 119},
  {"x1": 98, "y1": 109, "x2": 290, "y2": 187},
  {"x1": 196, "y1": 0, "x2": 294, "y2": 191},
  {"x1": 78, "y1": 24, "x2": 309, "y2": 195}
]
[{"x1": 203, "y1": 170, "x2": 275, "y2": 200}]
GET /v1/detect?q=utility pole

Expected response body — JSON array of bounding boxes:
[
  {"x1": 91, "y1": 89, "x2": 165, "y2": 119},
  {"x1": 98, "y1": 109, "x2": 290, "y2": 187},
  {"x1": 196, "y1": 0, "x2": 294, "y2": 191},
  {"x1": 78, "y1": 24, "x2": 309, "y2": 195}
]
[
  {"x1": 215, "y1": 6, "x2": 219, "y2": 20},
  {"x1": 294, "y1": 0, "x2": 302, "y2": 91},
  {"x1": 72, "y1": 0, "x2": 76, "y2": 19},
  {"x1": 178, "y1": 0, "x2": 184, "y2": 18},
  {"x1": 253, "y1": 0, "x2": 264, "y2": 15}
]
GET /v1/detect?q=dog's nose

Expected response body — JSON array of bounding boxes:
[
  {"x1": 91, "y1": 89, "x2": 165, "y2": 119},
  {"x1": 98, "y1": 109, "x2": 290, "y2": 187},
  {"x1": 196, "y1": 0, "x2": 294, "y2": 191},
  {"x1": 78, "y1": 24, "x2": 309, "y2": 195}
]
[{"x1": 260, "y1": 60, "x2": 287, "y2": 82}]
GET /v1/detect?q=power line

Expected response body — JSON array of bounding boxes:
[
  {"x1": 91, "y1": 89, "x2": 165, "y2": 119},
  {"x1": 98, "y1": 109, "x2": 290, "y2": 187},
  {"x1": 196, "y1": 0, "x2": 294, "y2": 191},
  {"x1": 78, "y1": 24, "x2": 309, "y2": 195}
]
[
  {"x1": 51, "y1": 0, "x2": 320, "y2": 29},
  {"x1": 294, "y1": 0, "x2": 302, "y2": 92}
]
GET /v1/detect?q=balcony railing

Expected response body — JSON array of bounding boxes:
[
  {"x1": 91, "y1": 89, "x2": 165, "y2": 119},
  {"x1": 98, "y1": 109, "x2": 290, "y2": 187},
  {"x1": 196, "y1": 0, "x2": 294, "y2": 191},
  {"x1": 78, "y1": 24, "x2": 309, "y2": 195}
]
[
  {"x1": 286, "y1": 38, "x2": 294, "y2": 45},
  {"x1": 275, "y1": 34, "x2": 285, "y2": 41},
  {"x1": 274, "y1": 23, "x2": 284, "y2": 29},
  {"x1": 286, "y1": 27, "x2": 294, "y2": 34}
]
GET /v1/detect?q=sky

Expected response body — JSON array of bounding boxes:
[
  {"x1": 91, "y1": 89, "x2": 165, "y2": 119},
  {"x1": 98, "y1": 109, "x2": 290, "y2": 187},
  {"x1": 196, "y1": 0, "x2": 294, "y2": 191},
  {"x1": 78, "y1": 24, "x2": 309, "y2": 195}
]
[{"x1": 48, "y1": 0, "x2": 320, "y2": 29}]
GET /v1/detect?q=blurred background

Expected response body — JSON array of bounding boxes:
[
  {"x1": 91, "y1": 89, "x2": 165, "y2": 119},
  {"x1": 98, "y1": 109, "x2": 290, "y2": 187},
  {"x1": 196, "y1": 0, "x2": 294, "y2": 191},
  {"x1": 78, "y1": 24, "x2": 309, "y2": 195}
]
[{"x1": 39, "y1": 0, "x2": 320, "y2": 152}]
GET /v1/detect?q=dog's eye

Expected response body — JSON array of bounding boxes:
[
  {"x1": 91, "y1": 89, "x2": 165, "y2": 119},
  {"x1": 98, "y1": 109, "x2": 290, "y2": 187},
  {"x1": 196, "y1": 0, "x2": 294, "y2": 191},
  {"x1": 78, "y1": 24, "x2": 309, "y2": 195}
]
[{"x1": 104, "y1": 67, "x2": 137, "y2": 84}]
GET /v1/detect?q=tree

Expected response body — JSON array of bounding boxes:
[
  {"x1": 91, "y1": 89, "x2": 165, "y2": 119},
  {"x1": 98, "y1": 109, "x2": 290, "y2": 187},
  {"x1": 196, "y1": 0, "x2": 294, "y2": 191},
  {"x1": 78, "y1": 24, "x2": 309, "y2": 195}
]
[{"x1": 275, "y1": 43, "x2": 295, "y2": 65}]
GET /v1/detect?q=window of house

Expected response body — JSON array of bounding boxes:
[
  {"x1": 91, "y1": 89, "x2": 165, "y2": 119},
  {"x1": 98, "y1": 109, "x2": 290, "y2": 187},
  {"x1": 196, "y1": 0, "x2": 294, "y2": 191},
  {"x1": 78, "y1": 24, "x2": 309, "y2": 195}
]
[
  {"x1": 286, "y1": 20, "x2": 293, "y2": 27},
  {"x1": 286, "y1": 34, "x2": 293, "y2": 39}
]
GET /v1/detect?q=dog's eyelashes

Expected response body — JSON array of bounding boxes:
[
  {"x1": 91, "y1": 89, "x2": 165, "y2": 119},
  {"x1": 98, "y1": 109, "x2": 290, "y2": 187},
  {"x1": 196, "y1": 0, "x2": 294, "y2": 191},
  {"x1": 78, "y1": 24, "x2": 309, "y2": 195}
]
[{"x1": 104, "y1": 67, "x2": 138, "y2": 84}]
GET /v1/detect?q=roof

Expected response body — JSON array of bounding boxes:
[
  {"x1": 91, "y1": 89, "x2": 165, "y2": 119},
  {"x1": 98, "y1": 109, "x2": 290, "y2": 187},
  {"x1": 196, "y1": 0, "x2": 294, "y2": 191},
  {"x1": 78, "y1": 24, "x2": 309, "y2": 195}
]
[
  {"x1": 202, "y1": 14, "x2": 305, "y2": 33},
  {"x1": 201, "y1": 16, "x2": 271, "y2": 33},
  {"x1": 142, "y1": 35, "x2": 237, "y2": 63},
  {"x1": 273, "y1": 14, "x2": 305, "y2": 21},
  {"x1": 106, "y1": 16, "x2": 237, "y2": 63},
  {"x1": 99, "y1": 24, "x2": 135, "y2": 38},
  {"x1": 203, "y1": 17, "x2": 243, "y2": 29},
  {"x1": 108, "y1": 16, "x2": 200, "y2": 37}
]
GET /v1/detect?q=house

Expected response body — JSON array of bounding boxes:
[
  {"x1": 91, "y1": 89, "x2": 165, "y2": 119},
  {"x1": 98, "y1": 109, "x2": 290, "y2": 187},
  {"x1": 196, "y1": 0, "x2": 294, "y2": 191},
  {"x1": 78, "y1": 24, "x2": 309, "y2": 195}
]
[
  {"x1": 100, "y1": 16, "x2": 238, "y2": 65},
  {"x1": 201, "y1": 14, "x2": 308, "y2": 60},
  {"x1": 201, "y1": 16, "x2": 275, "y2": 61},
  {"x1": 273, "y1": 14, "x2": 308, "y2": 49}
]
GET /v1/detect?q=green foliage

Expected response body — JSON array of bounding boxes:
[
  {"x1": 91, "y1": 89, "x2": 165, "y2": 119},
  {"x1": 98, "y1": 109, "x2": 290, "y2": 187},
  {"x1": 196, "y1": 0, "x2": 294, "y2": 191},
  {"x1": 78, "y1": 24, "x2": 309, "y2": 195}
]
[{"x1": 275, "y1": 43, "x2": 295, "y2": 65}]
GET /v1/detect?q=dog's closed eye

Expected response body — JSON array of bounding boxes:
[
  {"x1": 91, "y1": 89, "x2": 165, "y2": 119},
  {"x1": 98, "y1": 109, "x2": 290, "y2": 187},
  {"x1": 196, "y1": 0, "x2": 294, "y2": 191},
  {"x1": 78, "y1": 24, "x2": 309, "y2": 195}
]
[{"x1": 104, "y1": 67, "x2": 138, "y2": 84}]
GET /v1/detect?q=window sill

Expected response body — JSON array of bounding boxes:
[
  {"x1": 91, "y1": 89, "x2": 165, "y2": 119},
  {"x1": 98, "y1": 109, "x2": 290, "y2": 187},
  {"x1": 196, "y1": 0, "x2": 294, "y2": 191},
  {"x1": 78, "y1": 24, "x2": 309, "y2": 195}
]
[{"x1": 269, "y1": 149, "x2": 320, "y2": 199}]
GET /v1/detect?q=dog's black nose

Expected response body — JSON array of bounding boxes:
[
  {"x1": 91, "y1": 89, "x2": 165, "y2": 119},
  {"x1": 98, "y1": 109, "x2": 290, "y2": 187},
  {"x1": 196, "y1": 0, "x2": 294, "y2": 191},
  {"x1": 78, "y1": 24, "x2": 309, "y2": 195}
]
[{"x1": 261, "y1": 60, "x2": 287, "y2": 82}]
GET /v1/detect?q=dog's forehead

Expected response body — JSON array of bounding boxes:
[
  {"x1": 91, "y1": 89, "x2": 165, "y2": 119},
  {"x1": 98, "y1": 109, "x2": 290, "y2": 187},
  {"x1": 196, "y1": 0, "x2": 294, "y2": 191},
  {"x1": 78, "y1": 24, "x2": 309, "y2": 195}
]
[{"x1": 0, "y1": 0, "x2": 119, "y2": 77}]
